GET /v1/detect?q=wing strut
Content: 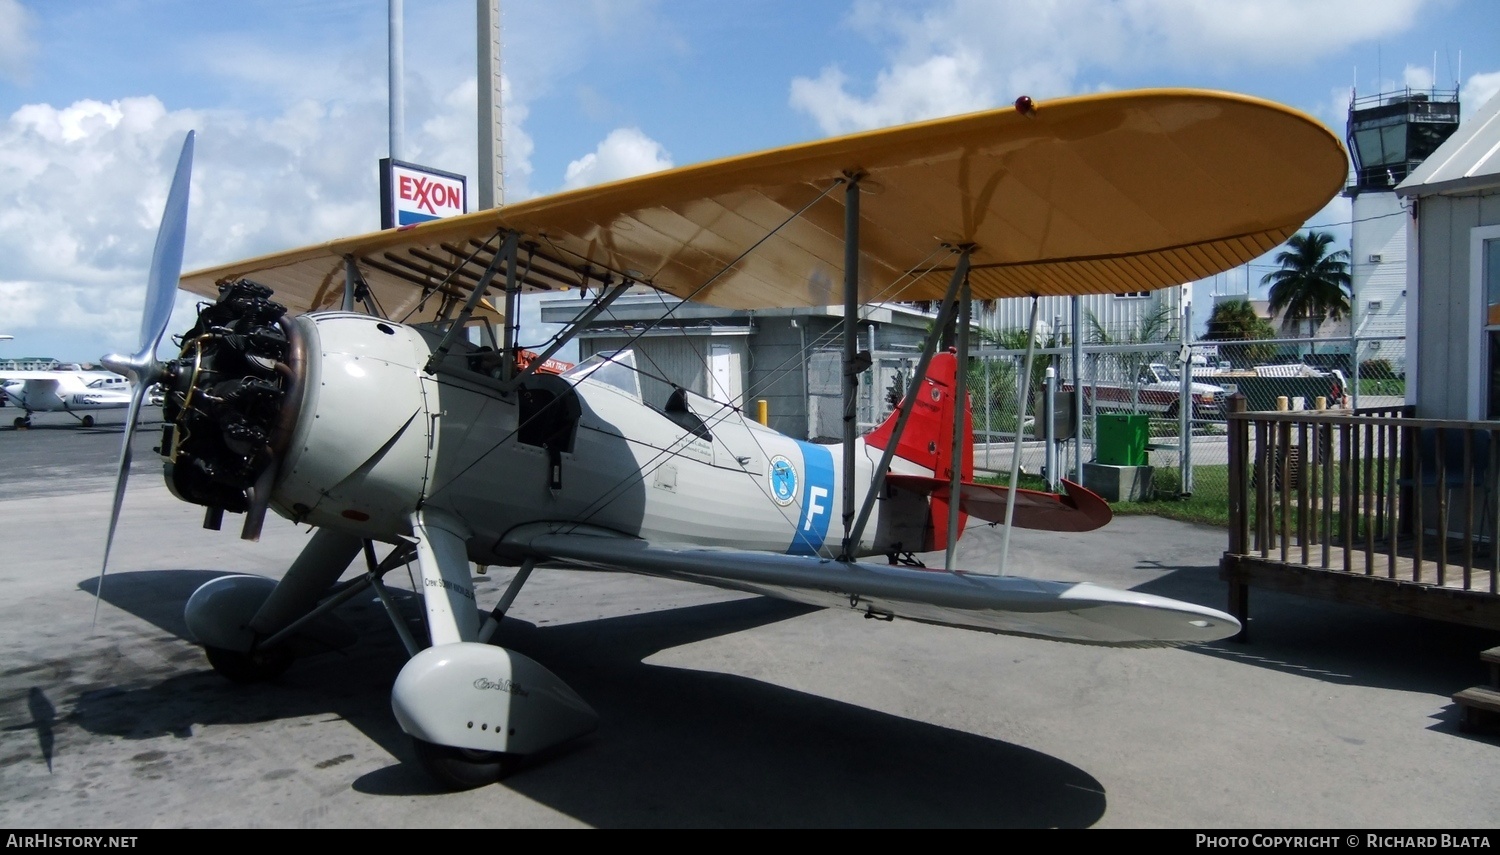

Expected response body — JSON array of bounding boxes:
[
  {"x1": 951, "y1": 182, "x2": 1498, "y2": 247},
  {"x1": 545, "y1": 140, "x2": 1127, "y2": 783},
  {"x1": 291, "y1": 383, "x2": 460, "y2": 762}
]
[
  {"x1": 498, "y1": 234, "x2": 528, "y2": 381},
  {"x1": 422, "y1": 229, "x2": 516, "y2": 375},
  {"x1": 842, "y1": 248, "x2": 971, "y2": 560},
  {"x1": 502, "y1": 279, "x2": 631, "y2": 390},
  {"x1": 839, "y1": 173, "x2": 862, "y2": 559},
  {"x1": 341, "y1": 256, "x2": 377, "y2": 314},
  {"x1": 999, "y1": 296, "x2": 1042, "y2": 574},
  {"x1": 944, "y1": 280, "x2": 971, "y2": 571}
]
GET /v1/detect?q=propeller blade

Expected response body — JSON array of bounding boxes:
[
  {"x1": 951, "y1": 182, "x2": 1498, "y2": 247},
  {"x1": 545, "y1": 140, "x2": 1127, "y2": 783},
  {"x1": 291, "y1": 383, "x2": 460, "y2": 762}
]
[
  {"x1": 94, "y1": 385, "x2": 151, "y2": 627},
  {"x1": 139, "y1": 130, "x2": 194, "y2": 362},
  {"x1": 95, "y1": 130, "x2": 195, "y2": 629}
]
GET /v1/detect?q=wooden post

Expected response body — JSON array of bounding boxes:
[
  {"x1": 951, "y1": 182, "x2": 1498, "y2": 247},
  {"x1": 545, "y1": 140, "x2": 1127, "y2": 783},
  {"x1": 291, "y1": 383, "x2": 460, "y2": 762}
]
[{"x1": 1225, "y1": 391, "x2": 1249, "y2": 642}]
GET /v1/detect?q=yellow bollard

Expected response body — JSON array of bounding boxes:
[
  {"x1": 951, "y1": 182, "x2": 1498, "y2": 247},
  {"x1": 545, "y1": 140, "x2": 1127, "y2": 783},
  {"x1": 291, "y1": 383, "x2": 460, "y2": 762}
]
[
  {"x1": 1315, "y1": 396, "x2": 1327, "y2": 410},
  {"x1": 757, "y1": 399, "x2": 768, "y2": 425},
  {"x1": 1276, "y1": 395, "x2": 1289, "y2": 411}
]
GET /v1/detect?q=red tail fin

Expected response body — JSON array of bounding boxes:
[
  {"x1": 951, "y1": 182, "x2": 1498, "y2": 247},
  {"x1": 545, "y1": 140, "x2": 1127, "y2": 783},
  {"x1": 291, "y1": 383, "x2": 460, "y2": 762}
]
[
  {"x1": 865, "y1": 350, "x2": 974, "y2": 480},
  {"x1": 864, "y1": 351, "x2": 974, "y2": 551}
]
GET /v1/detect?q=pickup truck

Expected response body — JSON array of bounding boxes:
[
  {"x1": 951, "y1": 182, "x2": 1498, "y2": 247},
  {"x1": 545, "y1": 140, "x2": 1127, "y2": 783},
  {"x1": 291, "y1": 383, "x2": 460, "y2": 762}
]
[
  {"x1": 1062, "y1": 363, "x2": 1228, "y2": 420},
  {"x1": 1195, "y1": 364, "x2": 1347, "y2": 412}
]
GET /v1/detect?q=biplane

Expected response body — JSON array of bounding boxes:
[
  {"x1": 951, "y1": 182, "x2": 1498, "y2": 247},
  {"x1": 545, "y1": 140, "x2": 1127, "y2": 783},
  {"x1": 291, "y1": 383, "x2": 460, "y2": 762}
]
[{"x1": 98, "y1": 89, "x2": 1347, "y2": 789}]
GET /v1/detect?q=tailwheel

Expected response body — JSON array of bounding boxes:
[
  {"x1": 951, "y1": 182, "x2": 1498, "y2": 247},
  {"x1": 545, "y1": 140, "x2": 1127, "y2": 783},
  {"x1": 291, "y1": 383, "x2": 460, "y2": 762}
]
[
  {"x1": 411, "y1": 738, "x2": 517, "y2": 791},
  {"x1": 203, "y1": 644, "x2": 295, "y2": 684}
]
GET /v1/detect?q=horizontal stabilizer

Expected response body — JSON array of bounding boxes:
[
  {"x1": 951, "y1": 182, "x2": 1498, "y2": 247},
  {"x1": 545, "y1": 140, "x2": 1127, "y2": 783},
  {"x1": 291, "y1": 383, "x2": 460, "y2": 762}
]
[
  {"x1": 509, "y1": 528, "x2": 1239, "y2": 648},
  {"x1": 886, "y1": 475, "x2": 1112, "y2": 532}
]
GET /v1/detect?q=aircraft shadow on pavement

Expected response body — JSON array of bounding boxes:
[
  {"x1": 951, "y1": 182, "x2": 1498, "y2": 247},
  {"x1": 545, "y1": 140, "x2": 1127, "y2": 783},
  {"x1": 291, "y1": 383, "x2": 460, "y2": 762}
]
[
  {"x1": 1130, "y1": 562, "x2": 1500, "y2": 702},
  {"x1": 80, "y1": 569, "x2": 232, "y2": 639},
  {"x1": 69, "y1": 570, "x2": 1107, "y2": 828}
]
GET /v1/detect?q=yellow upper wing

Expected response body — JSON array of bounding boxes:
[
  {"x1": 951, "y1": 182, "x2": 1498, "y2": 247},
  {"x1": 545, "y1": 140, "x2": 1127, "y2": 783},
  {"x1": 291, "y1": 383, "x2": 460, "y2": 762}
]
[{"x1": 179, "y1": 88, "x2": 1347, "y2": 318}]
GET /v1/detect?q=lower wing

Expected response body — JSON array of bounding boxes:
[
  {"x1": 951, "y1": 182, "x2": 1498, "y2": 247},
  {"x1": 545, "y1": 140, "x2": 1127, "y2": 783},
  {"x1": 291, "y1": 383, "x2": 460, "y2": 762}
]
[{"x1": 505, "y1": 527, "x2": 1238, "y2": 648}]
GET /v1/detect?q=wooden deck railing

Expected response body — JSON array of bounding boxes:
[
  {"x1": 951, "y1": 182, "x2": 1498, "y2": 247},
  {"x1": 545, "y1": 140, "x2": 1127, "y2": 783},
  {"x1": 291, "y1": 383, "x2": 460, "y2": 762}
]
[{"x1": 1226, "y1": 395, "x2": 1500, "y2": 595}]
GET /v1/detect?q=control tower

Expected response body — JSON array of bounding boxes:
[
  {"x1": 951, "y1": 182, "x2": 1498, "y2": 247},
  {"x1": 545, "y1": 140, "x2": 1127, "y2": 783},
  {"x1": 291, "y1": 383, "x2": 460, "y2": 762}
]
[{"x1": 1339, "y1": 87, "x2": 1461, "y2": 376}]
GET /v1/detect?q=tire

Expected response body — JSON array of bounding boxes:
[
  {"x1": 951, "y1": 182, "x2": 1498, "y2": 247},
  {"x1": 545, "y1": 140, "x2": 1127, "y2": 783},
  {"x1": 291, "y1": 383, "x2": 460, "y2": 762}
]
[
  {"x1": 81, "y1": 415, "x2": 95, "y2": 428},
  {"x1": 411, "y1": 737, "x2": 516, "y2": 791},
  {"x1": 14, "y1": 416, "x2": 29, "y2": 429},
  {"x1": 204, "y1": 644, "x2": 295, "y2": 684},
  {"x1": 1165, "y1": 402, "x2": 1180, "y2": 420}
]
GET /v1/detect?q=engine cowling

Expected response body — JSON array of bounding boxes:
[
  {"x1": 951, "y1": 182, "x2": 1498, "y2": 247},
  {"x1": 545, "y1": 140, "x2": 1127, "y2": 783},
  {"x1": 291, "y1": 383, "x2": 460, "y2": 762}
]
[{"x1": 160, "y1": 279, "x2": 437, "y2": 540}]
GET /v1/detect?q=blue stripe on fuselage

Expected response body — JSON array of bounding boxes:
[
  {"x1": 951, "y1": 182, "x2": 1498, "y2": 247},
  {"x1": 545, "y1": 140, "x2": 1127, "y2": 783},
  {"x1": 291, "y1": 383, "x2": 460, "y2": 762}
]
[{"x1": 787, "y1": 440, "x2": 834, "y2": 555}]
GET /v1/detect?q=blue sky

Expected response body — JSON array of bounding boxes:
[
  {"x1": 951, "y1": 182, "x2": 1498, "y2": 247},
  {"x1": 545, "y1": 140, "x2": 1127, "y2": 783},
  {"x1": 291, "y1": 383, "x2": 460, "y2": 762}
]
[{"x1": 2, "y1": 0, "x2": 1499, "y2": 362}]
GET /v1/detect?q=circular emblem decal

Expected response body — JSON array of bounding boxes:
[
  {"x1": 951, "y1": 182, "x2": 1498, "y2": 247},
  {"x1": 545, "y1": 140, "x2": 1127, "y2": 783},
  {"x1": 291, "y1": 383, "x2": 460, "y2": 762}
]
[{"x1": 768, "y1": 455, "x2": 798, "y2": 506}]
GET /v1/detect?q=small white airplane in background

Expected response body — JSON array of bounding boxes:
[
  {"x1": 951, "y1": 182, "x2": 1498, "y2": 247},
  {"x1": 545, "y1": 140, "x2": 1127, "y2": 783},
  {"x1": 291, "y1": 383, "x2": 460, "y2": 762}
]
[
  {"x1": 2, "y1": 369, "x2": 135, "y2": 428},
  {"x1": 94, "y1": 89, "x2": 1348, "y2": 790}
]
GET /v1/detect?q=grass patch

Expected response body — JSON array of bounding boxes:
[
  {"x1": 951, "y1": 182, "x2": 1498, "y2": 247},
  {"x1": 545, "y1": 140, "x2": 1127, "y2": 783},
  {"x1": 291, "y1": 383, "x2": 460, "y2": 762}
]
[
  {"x1": 1110, "y1": 465, "x2": 1232, "y2": 527},
  {"x1": 977, "y1": 464, "x2": 1237, "y2": 527},
  {"x1": 974, "y1": 461, "x2": 1342, "y2": 531},
  {"x1": 1356, "y1": 378, "x2": 1405, "y2": 397}
]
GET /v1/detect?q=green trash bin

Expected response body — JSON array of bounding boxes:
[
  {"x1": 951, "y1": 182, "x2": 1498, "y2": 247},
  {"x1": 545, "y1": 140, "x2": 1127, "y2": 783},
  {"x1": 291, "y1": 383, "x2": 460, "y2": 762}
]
[{"x1": 1096, "y1": 414, "x2": 1149, "y2": 466}]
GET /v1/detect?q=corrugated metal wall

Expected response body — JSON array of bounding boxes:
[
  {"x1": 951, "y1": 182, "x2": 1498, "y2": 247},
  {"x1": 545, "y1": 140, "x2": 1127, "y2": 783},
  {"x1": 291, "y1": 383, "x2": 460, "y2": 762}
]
[
  {"x1": 1415, "y1": 192, "x2": 1500, "y2": 419},
  {"x1": 976, "y1": 291, "x2": 1181, "y2": 343},
  {"x1": 581, "y1": 333, "x2": 746, "y2": 408}
]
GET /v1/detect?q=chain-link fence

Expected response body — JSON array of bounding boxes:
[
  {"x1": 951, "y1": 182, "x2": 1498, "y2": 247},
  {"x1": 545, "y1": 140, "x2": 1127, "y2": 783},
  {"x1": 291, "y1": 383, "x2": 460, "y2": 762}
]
[{"x1": 864, "y1": 334, "x2": 1408, "y2": 507}]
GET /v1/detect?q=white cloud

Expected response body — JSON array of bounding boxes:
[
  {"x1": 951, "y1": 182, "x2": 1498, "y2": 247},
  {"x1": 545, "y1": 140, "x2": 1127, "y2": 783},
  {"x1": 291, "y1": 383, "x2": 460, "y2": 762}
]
[
  {"x1": 0, "y1": 0, "x2": 33, "y2": 84},
  {"x1": 1463, "y1": 71, "x2": 1500, "y2": 112},
  {"x1": 499, "y1": 83, "x2": 536, "y2": 202},
  {"x1": 562, "y1": 127, "x2": 673, "y2": 190},
  {"x1": 791, "y1": 52, "x2": 995, "y2": 136},
  {"x1": 1402, "y1": 63, "x2": 1436, "y2": 91},
  {"x1": 0, "y1": 1, "x2": 685, "y2": 361},
  {"x1": 0, "y1": 279, "x2": 48, "y2": 328},
  {"x1": 792, "y1": 0, "x2": 1429, "y2": 132},
  {"x1": 0, "y1": 94, "x2": 387, "y2": 357}
]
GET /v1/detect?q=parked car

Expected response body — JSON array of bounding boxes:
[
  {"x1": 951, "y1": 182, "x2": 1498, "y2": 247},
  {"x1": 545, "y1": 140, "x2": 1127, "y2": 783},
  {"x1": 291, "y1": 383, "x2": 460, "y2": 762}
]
[{"x1": 1062, "y1": 363, "x2": 1228, "y2": 420}]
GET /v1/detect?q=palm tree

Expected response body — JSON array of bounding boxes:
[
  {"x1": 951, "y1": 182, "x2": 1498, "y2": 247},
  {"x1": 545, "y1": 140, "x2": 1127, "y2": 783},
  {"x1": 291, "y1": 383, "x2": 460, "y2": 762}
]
[
  {"x1": 1202, "y1": 298, "x2": 1276, "y2": 367},
  {"x1": 1261, "y1": 231, "x2": 1352, "y2": 337}
]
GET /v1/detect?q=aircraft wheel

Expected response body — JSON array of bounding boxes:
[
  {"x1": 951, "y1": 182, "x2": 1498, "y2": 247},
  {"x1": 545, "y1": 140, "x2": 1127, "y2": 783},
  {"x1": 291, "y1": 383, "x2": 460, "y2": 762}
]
[
  {"x1": 14, "y1": 416, "x2": 29, "y2": 429},
  {"x1": 81, "y1": 415, "x2": 95, "y2": 428},
  {"x1": 411, "y1": 738, "x2": 516, "y2": 790},
  {"x1": 203, "y1": 644, "x2": 294, "y2": 684}
]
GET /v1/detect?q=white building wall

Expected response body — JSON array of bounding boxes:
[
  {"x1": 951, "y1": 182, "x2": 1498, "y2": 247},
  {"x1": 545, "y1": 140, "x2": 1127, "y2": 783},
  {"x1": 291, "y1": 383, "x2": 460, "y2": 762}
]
[
  {"x1": 1324, "y1": 190, "x2": 1413, "y2": 378},
  {"x1": 975, "y1": 289, "x2": 1183, "y2": 343}
]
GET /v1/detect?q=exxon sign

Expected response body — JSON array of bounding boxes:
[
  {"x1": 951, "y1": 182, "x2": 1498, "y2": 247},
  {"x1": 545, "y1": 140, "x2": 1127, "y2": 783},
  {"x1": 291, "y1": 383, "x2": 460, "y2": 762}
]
[{"x1": 380, "y1": 158, "x2": 468, "y2": 228}]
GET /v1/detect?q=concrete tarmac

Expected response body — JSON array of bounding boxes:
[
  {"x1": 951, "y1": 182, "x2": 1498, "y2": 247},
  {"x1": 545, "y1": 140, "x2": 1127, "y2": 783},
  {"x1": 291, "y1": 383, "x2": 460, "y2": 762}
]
[{"x1": 1, "y1": 414, "x2": 1496, "y2": 829}]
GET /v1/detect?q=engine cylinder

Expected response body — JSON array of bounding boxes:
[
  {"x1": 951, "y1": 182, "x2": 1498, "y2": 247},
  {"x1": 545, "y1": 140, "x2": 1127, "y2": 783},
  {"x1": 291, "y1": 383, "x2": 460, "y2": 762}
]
[
  {"x1": 161, "y1": 279, "x2": 296, "y2": 515},
  {"x1": 160, "y1": 279, "x2": 437, "y2": 539}
]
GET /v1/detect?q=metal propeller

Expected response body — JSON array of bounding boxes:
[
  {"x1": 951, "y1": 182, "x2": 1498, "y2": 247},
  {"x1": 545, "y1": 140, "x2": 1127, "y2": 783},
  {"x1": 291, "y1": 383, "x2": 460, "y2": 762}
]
[{"x1": 95, "y1": 130, "x2": 195, "y2": 627}]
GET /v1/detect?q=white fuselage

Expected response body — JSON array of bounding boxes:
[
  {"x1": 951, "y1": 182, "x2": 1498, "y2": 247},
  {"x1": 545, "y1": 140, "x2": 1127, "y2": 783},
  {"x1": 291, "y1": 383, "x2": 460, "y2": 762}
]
[{"x1": 265, "y1": 313, "x2": 928, "y2": 562}]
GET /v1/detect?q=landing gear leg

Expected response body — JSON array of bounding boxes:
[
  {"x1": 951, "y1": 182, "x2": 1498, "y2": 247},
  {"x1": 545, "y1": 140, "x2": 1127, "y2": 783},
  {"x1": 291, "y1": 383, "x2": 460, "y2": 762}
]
[
  {"x1": 184, "y1": 529, "x2": 363, "y2": 683},
  {"x1": 391, "y1": 510, "x2": 597, "y2": 790}
]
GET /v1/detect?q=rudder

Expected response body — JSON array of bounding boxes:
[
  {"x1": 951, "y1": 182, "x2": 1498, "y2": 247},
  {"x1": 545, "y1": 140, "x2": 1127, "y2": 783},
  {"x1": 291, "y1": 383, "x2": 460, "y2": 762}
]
[{"x1": 864, "y1": 350, "x2": 974, "y2": 552}]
